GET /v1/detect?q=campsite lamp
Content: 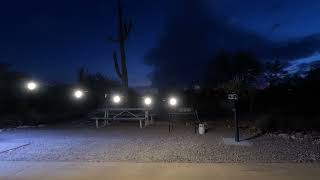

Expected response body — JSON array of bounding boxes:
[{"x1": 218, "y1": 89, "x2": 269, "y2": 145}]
[
  {"x1": 73, "y1": 89, "x2": 87, "y2": 99},
  {"x1": 25, "y1": 81, "x2": 39, "y2": 91},
  {"x1": 112, "y1": 94, "x2": 122, "y2": 104},
  {"x1": 168, "y1": 97, "x2": 178, "y2": 107},
  {"x1": 143, "y1": 96, "x2": 153, "y2": 106}
]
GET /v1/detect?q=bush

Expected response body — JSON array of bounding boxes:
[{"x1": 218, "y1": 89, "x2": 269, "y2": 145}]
[
  {"x1": 255, "y1": 111, "x2": 320, "y2": 132},
  {"x1": 0, "y1": 114, "x2": 22, "y2": 128},
  {"x1": 254, "y1": 113, "x2": 273, "y2": 132}
]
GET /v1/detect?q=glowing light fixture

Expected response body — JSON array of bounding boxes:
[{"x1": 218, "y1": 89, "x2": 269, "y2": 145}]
[
  {"x1": 112, "y1": 95, "x2": 121, "y2": 104},
  {"x1": 74, "y1": 89, "x2": 84, "y2": 99},
  {"x1": 26, "y1": 81, "x2": 38, "y2": 91},
  {"x1": 169, "y1": 97, "x2": 178, "y2": 107},
  {"x1": 144, "y1": 97, "x2": 152, "y2": 106}
]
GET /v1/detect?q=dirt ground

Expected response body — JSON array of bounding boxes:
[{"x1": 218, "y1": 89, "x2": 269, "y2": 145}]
[{"x1": 0, "y1": 121, "x2": 319, "y2": 163}]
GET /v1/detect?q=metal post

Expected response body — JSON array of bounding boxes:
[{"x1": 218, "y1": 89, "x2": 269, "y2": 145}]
[
  {"x1": 145, "y1": 110, "x2": 149, "y2": 127},
  {"x1": 233, "y1": 102, "x2": 239, "y2": 142},
  {"x1": 169, "y1": 114, "x2": 171, "y2": 132},
  {"x1": 104, "y1": 93, "x2": 110, "y2": 125},
  {"x1": 106, "y1": 110, "x2": 110, "y2": 125},
  {"x1": 96, "y1": 119, "x2": 99, "y2": 128},
  {"x1": 103, "y1": 104, "x2": 107, "y2": 127}
]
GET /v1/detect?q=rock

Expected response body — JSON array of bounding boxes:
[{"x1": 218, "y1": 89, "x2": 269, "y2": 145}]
[
  {"x1": 310, "y1": 153, "x2": 317, "y2": 161},
  {"x1": 313, "y1": 139, "x2": 320, "y2": 145},
  {"x1": 279, "y1": 133, "x2": 289, "y2": 139},
  {"x1": 304, "y1": 134, "x2": 311, "y2": 139},
  {"x1": 295, "y1": 132, "x2": 304, "y2": 138},
  {"x1": 290, "y1": 132, "x2": 305, "y2": 140},
  {"x1": 267, "y1": 133, "x2": 277, "y2": 137},
  {"x1": 290, "y1": 135, "x2": 297, "y2": 140}
]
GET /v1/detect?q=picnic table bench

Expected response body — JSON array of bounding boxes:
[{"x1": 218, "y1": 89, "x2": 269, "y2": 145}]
[{"x1": 90, "y1": 108, "x2": 153, "y2": 128}]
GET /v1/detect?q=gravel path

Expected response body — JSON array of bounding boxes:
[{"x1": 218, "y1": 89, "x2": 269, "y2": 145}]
[{"x1": 0, "y1": 122, "x2": 319, "y2": 163}]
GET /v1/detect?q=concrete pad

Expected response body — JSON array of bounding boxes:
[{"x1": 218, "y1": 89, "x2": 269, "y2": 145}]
[
  {"x1": 0, "y1": 143, "x2": 30, "y2": 153},
  {"x1": 223, "y1": 138, "x2": 252, "y2": 146},
  {"x1": 0, "y1": 162, "x2": 31, "y2": 177},
  {"x1": 1, "y1": 161, "x2": 320, "y2": 180}
]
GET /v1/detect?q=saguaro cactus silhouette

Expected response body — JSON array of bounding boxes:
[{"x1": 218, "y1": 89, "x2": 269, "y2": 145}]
[{"x1": 110, "y1": 0, "x2": 132, "y2": 88}]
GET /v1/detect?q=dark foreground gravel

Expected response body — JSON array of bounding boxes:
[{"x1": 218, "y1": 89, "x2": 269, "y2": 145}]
[{"x1": 0, "y1": 122, "x2": 319, "y2": 163}]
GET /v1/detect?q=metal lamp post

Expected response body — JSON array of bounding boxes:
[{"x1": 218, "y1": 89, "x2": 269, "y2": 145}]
[{"x1": 228, "y1": 93, "x2": 239, "y2": 142}]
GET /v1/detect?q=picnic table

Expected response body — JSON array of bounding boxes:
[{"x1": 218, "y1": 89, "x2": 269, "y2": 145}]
[{"x1": 90, "y1": 108, "x2": 153, "y2": 128}]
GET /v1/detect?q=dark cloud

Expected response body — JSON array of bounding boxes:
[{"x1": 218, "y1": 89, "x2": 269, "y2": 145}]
[{"x1": 144, "y1": 0, "x2": 320, "y2": 87}]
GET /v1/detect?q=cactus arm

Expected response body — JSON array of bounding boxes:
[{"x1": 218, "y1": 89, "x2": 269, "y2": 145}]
[
  {"x1": 123, "y1": 21, "x2": 132, "y2": 40},
  {"x1": 123, "y1": 24, "x2": 128, "y2": 40},
  {"x1": 127, "y1": 21, "x2": 133, "y2": 34},
  {"x1": 113, "y1": 51, "x2": 123, "y2": 79}
]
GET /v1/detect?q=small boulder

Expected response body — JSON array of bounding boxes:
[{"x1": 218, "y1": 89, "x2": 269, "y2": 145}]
[
  {"x1": 295, "y1": 132, "x2": 304, "y2": 138},
  {"x1": 312, "y1": 139, "x2": 320, "y2": 145},
  {"x1": 290, "y1": 135, "x2": 297, "y2": 140},
  {"x1": 279, "y1": 133, "x2": 289, "y2": 139},
  {"x1": 304, "y1": 134, "x2": 311, "y2": 140}
]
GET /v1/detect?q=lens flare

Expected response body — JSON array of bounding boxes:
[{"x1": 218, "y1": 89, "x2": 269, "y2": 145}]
[
  {"x1": 26, "y1": 81, "x2": 38, "y2": 91},
  {"x1": 169, "y1": 97, "x2": 177, "y2": 106},
  {"x1": 74, "y1": 90, "x2": 84, "y2": 99},
  {"x1": 144, "y1": 97, "x2": 152, "y2": 106},
  {"x1": 112, "y1": 95, "x2": 121, "y2": 104}
]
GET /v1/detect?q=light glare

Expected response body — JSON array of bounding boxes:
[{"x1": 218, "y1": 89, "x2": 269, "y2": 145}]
[
  {"x1": 26, "y1": 81, "x2": 38, "y2": 91},
  {"x1": 169, "y1": 97, "x2": 177, "y2": 106},
  {"x1": 144, "y1": 97, "x2": 152, "y2": 106},
  {"x1": 113, "y1": 95, "x2": 121, "y2": 104},
  {"x1": 74, "y1": 90, "x2": 84, "y2": 99}
]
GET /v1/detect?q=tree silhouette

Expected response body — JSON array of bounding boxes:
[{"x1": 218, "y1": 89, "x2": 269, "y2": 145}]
[
  {"x1": 206, "y1": 51, "x2": 261, "y2": 87},
  {"x1": 264, "y1": 60, "x2": 288, "y2": 87}
]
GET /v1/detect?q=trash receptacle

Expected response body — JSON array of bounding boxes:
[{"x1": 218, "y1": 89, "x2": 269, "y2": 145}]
[{"x1": 199, "y1": 123, "x2": 205, "y2": 135}]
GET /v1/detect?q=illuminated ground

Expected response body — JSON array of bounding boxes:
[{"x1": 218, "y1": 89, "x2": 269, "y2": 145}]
[{"x1": 0, "y1": 122, "x2": 319, "y2": 163}]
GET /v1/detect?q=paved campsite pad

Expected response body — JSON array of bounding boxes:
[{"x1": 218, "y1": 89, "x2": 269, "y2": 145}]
[
  {"x1": 1, "y1": 161, "x2": 320, "y2": 180},
  {"x1": 0, "y1": 143, "x2": 30, "y2": 154}
]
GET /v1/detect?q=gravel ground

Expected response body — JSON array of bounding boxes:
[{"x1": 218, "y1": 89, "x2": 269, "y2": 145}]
[{"x1": 0, "y1": 122, "x2": 319, "y2": 163}]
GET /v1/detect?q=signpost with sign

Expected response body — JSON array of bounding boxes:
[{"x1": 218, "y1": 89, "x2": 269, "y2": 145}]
[{"x1": 228, "y1": 93, "x2": 239, "y2": 142}]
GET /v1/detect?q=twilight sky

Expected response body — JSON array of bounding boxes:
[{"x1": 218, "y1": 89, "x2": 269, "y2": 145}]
[{"x1": 1, "y1": 0, "x2": 320, "y2": 86}]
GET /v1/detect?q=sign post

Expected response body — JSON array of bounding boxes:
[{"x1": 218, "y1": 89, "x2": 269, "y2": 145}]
[{"x1": 228, "y1": 93, "x2": 239, "y2": 142}]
